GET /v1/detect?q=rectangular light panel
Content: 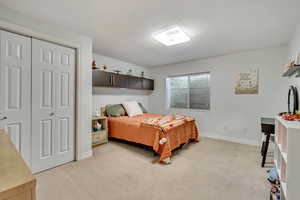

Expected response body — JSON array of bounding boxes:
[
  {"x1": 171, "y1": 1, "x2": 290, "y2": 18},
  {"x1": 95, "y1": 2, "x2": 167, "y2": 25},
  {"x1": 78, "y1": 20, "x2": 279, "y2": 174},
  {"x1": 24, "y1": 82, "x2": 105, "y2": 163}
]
[{"x1": 153, "y1": 26, "x2": 191, "y2": 46}]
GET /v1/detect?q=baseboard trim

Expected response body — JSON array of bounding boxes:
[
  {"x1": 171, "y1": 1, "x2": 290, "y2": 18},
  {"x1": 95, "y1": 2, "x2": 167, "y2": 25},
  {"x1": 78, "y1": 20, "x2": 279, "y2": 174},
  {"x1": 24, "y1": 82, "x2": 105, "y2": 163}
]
[
  {"x1": 79, "y1": 150, "x2": 93, "y2": 160},
  {"x1": 201, "y1": 132, "x2": 259, "y2": 146}
]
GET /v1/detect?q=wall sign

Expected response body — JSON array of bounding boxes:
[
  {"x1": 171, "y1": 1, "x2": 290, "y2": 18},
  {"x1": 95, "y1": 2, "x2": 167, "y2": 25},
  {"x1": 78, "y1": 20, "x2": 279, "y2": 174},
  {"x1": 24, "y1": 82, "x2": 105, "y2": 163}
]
[{"x1": 235, "y1": 68, "x2": 258, "y2": 94}]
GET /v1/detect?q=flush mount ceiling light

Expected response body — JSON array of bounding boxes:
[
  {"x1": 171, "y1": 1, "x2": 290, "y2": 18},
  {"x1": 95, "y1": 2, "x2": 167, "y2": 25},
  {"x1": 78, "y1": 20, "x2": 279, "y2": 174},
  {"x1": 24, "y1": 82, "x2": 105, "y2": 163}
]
[{"x1": 153, "y1": 26, "x2": 191, "y2": 46}]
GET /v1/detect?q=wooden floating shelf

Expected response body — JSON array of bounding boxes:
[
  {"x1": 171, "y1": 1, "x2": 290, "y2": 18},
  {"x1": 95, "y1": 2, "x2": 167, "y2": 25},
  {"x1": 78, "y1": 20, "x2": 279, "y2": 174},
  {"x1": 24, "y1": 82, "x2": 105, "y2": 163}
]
[
  {"x1": 92, "y1": 70, "x2": 154, "y2": 90},
  {"x1": 282, "y1": 65, "x2": 300, "y2": 77}
]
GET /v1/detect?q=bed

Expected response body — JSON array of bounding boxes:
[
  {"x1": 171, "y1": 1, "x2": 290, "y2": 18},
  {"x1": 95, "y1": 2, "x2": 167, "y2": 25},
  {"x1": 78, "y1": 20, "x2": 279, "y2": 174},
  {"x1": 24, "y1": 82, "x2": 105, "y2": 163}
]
[{"x1": 107, "y1": 112, "x2": 199, "y2": 163}]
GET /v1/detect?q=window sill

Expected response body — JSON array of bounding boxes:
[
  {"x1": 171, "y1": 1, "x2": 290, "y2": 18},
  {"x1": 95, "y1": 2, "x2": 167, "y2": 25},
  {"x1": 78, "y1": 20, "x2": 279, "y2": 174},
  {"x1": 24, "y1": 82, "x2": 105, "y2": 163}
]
[{"x1": 166, "y1": 107, "x2": 210, "y2": 112}]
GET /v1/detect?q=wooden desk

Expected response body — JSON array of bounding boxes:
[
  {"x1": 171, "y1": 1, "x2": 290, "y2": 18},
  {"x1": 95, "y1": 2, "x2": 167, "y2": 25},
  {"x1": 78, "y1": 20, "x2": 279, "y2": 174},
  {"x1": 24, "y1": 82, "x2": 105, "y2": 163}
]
[
  {"x1": 0, "y1": 130, "x2": 36, "y2": 200},
  {"x1": 260, "y1": 117, "x2": 275, "y2": 167},
  {"x1": 261, "y1": 117, "x2": 275, "y2": 134}
]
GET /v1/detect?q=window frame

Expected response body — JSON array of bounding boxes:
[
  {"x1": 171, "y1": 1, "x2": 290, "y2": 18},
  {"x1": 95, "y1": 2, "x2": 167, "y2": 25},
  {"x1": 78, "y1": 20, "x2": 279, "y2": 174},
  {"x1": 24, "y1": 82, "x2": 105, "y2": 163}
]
[{"x1": 166, "y1": 72, "x2": 211, "y2": 111}]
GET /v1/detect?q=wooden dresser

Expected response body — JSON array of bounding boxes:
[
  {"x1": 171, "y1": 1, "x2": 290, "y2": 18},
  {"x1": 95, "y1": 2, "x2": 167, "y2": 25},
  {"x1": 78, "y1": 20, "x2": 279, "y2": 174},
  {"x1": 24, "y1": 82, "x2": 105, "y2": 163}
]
[{"x1": 0, "y1": 130, "x2": 36, "y2": 200}]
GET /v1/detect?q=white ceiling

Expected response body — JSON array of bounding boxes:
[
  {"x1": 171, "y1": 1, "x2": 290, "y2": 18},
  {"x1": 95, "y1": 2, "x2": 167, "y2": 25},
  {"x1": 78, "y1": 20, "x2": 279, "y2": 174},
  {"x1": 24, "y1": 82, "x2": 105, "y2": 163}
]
[{"x1": 0, "y1": 0, "x2": 300, "y2": 67}]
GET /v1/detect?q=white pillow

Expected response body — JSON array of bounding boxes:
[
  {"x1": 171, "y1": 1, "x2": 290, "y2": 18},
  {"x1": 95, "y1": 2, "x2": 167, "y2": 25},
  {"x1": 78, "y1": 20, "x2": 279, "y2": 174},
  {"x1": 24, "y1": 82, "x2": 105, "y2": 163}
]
[{"x1": 122, "y1": 101, "x2": 143, "y2": 117}]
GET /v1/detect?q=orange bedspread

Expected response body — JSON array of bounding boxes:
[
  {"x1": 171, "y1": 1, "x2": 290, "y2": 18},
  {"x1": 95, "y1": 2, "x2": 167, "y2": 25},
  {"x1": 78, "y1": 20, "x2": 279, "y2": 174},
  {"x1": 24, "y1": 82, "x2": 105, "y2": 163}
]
[{"x1": 108, "y1": 113, "x2": 199, "y2": 162}]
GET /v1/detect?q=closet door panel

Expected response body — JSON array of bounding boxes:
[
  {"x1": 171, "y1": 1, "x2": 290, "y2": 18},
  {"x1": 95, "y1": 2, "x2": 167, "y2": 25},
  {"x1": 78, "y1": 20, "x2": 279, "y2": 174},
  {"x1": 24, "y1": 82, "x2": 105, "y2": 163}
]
[
  {"x1": 5, "y1": 66, "x2": 21, "y2": 109},
  {"x1": 0, "y1": 30, "x2": 31, "y2": 166},
  {"x1": 32, "y1": 40, "x2": 58, "y2": 172},
  {"x1": 55, "y1": 45, "x2": 75, "y2": 163},
  {"x1": 32, "y1": 39, "x2": 75, "y2": 173},
  {"x1": 41, "y1": 70, "x2": 54, "y2": 108},
  {"x1": 58, "y1": 117, "x2": 70, "y2": 153},
  {"x1": 4, "y1": 122, "x2": 22, "y2": 152},
  {"x1": 40, "y1": 119, "x2": 54, "y2": 158},
  {"x1": 59, "y1": 72, "x2": 70, "y2": 107}
]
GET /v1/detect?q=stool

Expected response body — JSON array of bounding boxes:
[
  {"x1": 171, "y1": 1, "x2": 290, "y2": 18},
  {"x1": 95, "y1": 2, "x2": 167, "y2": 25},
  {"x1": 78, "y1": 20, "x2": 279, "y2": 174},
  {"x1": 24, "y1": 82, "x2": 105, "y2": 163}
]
[{"x1": 261, "y1": 117, "x2": 275, "y2": 167}]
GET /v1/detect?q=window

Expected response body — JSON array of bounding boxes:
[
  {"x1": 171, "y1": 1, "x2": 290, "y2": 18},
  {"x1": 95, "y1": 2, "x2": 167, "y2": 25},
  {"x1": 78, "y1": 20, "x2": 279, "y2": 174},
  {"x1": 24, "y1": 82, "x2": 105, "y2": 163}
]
[{"x1": 166, "y1": 72, "x2": 210, "y2": 110}]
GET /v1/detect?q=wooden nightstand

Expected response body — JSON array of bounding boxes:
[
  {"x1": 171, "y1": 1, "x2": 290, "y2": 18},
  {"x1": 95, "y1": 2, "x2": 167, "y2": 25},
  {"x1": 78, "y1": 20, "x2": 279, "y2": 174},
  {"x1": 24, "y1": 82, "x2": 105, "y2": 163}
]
[{"x1": 91, "y1": 116, "x2": 108, "y2": 147}]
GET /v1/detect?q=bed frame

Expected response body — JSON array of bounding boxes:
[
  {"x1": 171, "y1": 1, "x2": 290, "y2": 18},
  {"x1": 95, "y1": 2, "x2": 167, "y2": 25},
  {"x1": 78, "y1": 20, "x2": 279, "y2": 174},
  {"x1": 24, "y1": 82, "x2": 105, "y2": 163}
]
[{"x1": 100, "y1": 106, "x2": 186, "y2": 157}]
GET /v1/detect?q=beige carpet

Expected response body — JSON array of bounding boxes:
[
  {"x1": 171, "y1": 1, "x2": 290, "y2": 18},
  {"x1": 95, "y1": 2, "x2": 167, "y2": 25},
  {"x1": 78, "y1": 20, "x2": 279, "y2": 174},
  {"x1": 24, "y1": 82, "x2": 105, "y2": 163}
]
[{"x1": 36, "y1": 138, "x2": 270, "y2": 200}]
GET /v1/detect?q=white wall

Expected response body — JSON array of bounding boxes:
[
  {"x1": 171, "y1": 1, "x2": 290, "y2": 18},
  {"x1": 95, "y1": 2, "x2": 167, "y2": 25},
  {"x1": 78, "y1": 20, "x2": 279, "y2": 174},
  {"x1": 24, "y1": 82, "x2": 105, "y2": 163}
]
[
  {"x1": 93, "y1": 54, "x2": 150, "y2": 77},
  {"x1": 288, "y1": 23, "x2": 300, "y2": 62},
  {"x1": 288, "y1": 23, "x2": 300, "y2": 88},
  {"x1": 0, "y1": 6, "x2": 93, "y2": 160},
  {"x1": 92, "y1": 54, "x2": 151, "y2": 113},
  {"x1": 149, "y1": 46, "x2": 289, "y2": 145}
]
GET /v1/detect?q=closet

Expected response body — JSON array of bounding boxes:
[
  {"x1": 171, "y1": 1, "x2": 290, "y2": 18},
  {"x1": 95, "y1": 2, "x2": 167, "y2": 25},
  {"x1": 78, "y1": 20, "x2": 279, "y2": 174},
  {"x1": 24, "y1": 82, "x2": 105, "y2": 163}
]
[{"x1": 0, "y1": 30, "x2": 76, "y2": 173}]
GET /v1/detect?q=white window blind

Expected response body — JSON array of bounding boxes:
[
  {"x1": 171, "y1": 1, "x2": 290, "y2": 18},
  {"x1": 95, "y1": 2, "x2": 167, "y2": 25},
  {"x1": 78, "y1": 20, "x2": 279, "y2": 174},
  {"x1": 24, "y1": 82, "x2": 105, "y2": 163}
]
[{"x1": 166, "y1": 72, "x2": 210, "y2": 110}]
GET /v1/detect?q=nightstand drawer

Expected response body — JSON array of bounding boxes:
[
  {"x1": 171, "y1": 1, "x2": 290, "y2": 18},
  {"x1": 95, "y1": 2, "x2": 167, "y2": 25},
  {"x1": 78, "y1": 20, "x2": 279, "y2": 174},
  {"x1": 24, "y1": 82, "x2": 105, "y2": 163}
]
[{"x1": 92, "y1": 131, "x2": 107, "y2": 144}]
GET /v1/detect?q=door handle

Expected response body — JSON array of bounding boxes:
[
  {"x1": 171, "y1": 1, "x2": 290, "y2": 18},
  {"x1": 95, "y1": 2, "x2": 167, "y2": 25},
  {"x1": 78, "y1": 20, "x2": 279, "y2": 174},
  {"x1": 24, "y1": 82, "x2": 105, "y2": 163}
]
[
  {"x1": 0, "y1": 116, "x2": 7, "y2": 121},
  {"x1": 50, "y1": 112, "x2": 55, "y2": 116}
]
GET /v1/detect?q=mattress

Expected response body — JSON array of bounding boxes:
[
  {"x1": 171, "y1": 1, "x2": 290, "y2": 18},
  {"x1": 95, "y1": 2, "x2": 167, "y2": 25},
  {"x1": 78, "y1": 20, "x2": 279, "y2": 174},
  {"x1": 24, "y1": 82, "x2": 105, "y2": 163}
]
[{"x1": 108, "y1": 113, "x2": 199, "y2": 162}]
